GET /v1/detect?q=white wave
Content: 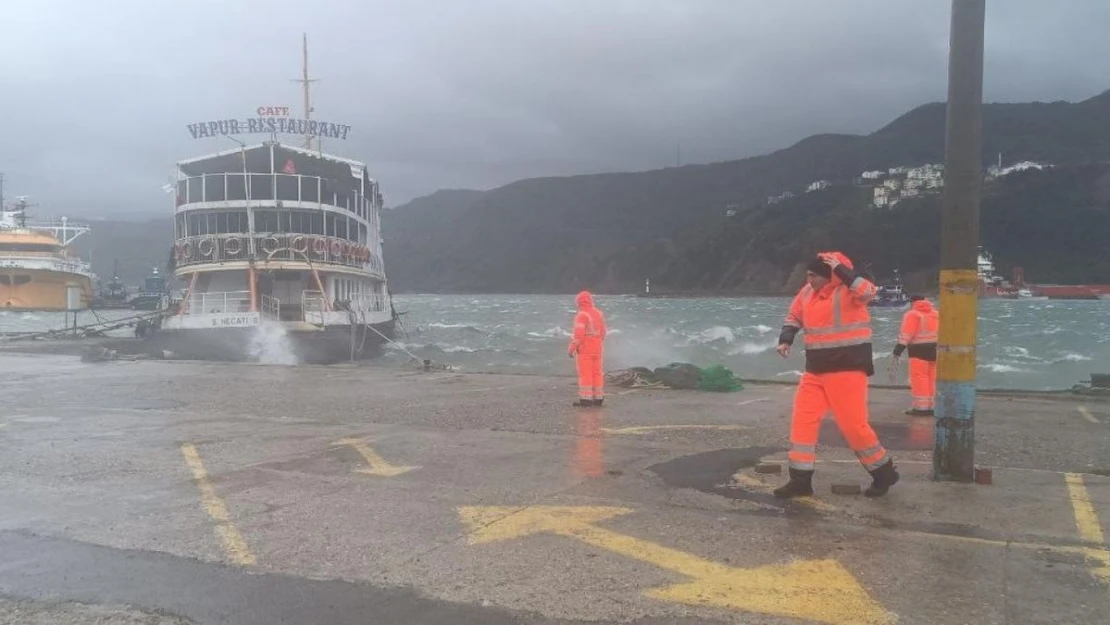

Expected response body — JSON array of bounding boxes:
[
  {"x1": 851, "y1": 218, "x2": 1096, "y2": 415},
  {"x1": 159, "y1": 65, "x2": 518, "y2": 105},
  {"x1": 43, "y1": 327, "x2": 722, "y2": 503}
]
[
  {"x1": 442, "y1": 345, "x2": 477, "y2": 353},
  {"x1": 1054, "y1": 352, "x2": 1092, "y2": 363},
  {"x1": 1003, "y1": 346, "x2": 1030, "y2": 358},
  {"x1": 775, "y1": 370, "x2": 804, "y2": 377},
  {"x1": 728, "y1": 342, "x2": 772, "y2": 356},
  {"x1": 692, "y1": 326, "x2": 736, "y2": 344},
  {"x1": 749, "y1": 324, "x2": 774, "y2": 333},
  {"x1": 428, "y1": 322, "x2": 476, "y2": 329},
  {"x1": 526, "y1": 326, "x2": 571, "y2": 339},
  {"x1": 979, "y1": 363, "x2": 1029, "y2": 373},
  {"x1": 1042, "y1": 326, "x2": 1064, "y2": 335},
  {"x1": 247, "y1": 322, "x2": 298, "y2": 365}
]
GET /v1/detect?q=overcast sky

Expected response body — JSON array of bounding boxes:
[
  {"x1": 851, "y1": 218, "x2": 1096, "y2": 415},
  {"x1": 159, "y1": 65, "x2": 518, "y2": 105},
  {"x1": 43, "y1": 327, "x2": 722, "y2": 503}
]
[{"x1": 2, "y1": 0, "x2": 1108, "y2": 218}]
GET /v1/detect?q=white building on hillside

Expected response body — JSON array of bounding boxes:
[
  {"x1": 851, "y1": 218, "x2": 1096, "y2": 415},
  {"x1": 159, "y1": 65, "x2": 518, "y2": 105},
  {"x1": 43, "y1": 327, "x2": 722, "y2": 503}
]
[{"x1": 806, "y1": 180, "x2": 831, "y2": 193}]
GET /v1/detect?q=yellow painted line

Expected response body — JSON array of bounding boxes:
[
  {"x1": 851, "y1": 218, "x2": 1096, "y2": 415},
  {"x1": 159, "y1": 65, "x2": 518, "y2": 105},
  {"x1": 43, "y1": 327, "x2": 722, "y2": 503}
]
[
  {"x1": 179, "y1": 443, "x2": 256, "y2": 566},
  {"x1": 459, "y1": 506, "x2": 890, "y2": 625},
  {"x1": 1078, "y1": 406, "x2": 1100, "y2": 424},
  {"x1": 1065, "y1": 473, "x2": 1110, "y2": 587},
  {"x1": 732, "y1": 472, "x2": 838, "y2": 512},
  {"x1": 601, "y1": 424, "x2": 747, "y2": 435},
  {"x1": 336, "y1": 437, "x2": 419, "y2": 477}
]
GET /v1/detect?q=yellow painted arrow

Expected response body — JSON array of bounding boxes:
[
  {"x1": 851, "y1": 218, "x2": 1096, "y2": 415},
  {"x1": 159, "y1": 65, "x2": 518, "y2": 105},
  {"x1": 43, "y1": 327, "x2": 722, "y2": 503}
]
[
  {"x1": 458, "y1": 506, "x2": 890, "y2": 625},
  {"x1": 336, "y1": 437, "x2": 419, "y2": 477}
]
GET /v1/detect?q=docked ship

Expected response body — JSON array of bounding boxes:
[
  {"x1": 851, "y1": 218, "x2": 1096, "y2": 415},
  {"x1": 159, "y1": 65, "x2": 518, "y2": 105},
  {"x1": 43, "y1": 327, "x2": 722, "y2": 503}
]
[
  {"x1": 129, "y1": 267, "x2": 168, "y2": 310},
  {"x1": 157, "y1": 37, "x2": 395, "y2": 363},
  {"x1": 0, "y1": 195, "x2": 93, "y2": 310},
  {"x1": 92, "y1": 260, "x2": 131, "y2": 309},
  {"x1": 978, "y1": 249, "x2": 1110, "y2": 300}
]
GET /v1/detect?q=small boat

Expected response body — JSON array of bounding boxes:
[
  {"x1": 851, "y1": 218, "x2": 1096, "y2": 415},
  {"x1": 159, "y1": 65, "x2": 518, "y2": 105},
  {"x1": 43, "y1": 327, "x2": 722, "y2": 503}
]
[
  {"x1": 129, "y1": 267, "x2": 167, "y2": 310},
  {"x1": 868, "y1": 269, "x2": 910, "y2": 308},
  {"x1": 92, "y1": 260, "x2": 131, "y2": 309}
]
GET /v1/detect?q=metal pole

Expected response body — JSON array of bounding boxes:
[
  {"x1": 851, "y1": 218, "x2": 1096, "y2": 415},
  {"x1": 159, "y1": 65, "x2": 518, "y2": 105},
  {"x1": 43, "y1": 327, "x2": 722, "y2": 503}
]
[{"x1": 934, "y1": 0, "x2": 986, "y2": 482}]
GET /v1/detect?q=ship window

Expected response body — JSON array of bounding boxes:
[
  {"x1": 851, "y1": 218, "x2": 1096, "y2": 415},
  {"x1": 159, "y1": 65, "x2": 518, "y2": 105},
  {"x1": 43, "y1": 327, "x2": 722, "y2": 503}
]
[
  {"x1": 275, "y1": 175, "x2": 299, "y2": 202},
  {"x1": 204, "y1": 174, "x2": 226, "y2": 202},
  {"x1": 255, "y1": 211, "x2": 279, "y2": 233},
  {"x1": 249, "y1": 174, "x2": 273, "y2": 200},
  {"x1": 187, "y1": 177, "x2": 203, "y2": 203},
  {"x1": 335, "y1": 217, "x2": 349, "y2": 240},
  {"x1": 302, "y1": 177, "x2": 319, "y2": 202},
  {"x1": 227, "y1": 174, "x2": 247, "y2": 201}
]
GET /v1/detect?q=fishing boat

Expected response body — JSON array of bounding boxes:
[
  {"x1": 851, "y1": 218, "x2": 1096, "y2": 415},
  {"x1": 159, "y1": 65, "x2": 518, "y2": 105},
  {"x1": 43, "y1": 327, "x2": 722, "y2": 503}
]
[
  {"x1": 868, "y1": 269, "x2": 910, "y2": 308},
  {"x1": 157, "y1": 36, "x2": 395, "y2": 363},
  {"x1": 129, "y1": 267, "x2": 168, "y2": 310},
  {"x1": 0, "y1": 193, "x2": 93, "y2": 311},
  {"x1": 92, "y1": 260, "x2": 131, "y2": 309}
]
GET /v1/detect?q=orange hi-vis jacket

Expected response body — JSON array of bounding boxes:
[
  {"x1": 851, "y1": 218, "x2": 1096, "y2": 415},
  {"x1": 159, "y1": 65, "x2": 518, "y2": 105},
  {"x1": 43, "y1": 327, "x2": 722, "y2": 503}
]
[
  {"x1": 894, "y1": 299, "x2": 939, "y2": 361},
  {"x1": 778, "y1": 252, "x2": 878, "y2": 375},
  {"x1": 569, "y1": 291, "x2": 607, "y2": 356}
]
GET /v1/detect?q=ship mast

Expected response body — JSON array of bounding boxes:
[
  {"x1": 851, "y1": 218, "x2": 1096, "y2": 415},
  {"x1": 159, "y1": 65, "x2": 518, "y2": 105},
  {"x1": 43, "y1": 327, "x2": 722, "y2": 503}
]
[{"x1": 294, "y1": 33, "x2": 319, "y2": 150}]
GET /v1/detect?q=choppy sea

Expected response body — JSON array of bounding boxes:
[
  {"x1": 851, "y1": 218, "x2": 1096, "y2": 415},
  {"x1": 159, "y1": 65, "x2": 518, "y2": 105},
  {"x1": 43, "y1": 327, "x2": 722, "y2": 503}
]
[
  {"x1": 386, "y1": 294, "x2": 1110, "y2": 391},
  {"x1": 2, "y1": 296, "x2": 1104, "y2": 391}
]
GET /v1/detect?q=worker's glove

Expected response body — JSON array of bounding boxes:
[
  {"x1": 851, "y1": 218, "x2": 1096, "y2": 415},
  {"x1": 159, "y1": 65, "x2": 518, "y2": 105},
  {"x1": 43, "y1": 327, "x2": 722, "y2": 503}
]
[{"x1": 568, "y1": 346, "x2": 578, "y2": 358}]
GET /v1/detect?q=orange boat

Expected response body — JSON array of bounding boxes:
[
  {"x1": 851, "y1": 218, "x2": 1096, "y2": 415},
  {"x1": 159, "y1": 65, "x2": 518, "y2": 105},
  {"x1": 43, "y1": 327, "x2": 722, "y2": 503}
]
[{"x1": 0, "y1": 197, "x2": 93, "y2": 310}]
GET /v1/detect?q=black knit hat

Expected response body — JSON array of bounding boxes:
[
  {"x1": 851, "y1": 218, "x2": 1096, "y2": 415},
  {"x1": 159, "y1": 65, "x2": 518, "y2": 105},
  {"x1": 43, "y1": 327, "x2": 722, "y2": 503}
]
[
  {"x1": 806, "y1": 257, "x2": 832, "y2": 279},
  {"x1": 910, "y1": 294, "x2": 925, "y2": 302}
]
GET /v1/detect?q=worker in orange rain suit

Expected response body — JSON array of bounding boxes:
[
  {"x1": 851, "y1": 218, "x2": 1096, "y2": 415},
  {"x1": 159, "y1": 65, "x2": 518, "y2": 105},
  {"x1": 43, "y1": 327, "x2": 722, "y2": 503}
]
[
  {"x1": 568, "y1": 291, "x2": 608, "y2": 407},
  {"x1": 894, "y1": 295, "x2": 939, "y2": 416},
  {"x1": 775, "y1": 252, "x2": 900, "y2": 498}
]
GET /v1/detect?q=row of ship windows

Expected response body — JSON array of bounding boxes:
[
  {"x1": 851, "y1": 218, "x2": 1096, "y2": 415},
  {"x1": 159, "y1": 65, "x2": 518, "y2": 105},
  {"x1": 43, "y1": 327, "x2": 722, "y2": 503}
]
[
  {"x1": 175, "y1": 210, "x2": 375, "y2": 244},
  {"x1": 176, "y1": 174, "x2": 381, "y2": 223}
]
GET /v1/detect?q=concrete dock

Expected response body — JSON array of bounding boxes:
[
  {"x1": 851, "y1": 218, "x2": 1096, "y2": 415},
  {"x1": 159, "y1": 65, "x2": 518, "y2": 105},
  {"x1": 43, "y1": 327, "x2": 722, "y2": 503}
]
[{"x1": 0, "y1": 352, "x2": 1108, "y2": 624}]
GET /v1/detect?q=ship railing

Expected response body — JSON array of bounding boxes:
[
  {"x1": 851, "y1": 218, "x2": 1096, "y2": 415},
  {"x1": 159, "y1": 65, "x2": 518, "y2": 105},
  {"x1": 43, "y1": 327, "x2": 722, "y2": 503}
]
[
  {"x1": 343, "y1": 292, "x2": 387, "y2": 313},
  {"x1": 0, "y1": 251, "x2": 92, "y2": 273},
  {"x1": 173, "y1": 233, "x2": 384, "y2": 276},
  {"x1": 185, "y1": 291, "x2": 253, "y2": 315},
  {"x1": 260, "y1": 294, "x2": 281, "y2": 321},
  {"x1": 301, "y1": 290, "x2": 326, "y2": 326},
  {"x1": 175, "y1": 173, "x2": 377, "y2": 221}
]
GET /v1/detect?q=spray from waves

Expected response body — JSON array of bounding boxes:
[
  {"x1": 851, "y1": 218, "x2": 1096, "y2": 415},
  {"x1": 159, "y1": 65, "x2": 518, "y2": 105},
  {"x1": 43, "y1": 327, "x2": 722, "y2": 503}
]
[
  {"x1": 247, "y1": 322, "x2": 298, "y2": 365},
  {"x1": 1053, "y1": 352, "x2": 1092, "y2": 363},
  {"x1": 526, "y1": 326, "x2": 572, "y2": 339},
  {"x1": 727, "y1": 342, "x2": 773, "y2": 356},
  {"x1": 979, "y1": 363, "x2": 1029, "y2": 373},
  {"x1": 776, "y1": 370, "x2": 804, "y2": 377},
  {"x1": 750, "y1": 324, "x2": 774, "y2": 334},
  {"x1": 691, "y1": 326, "x2": 736, "y2": 344}
]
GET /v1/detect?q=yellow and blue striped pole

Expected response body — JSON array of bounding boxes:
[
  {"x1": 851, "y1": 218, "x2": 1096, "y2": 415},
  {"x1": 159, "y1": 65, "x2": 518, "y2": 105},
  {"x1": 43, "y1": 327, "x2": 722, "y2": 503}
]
[{"x1": 935, "y1": 0, "x2": 986, "y2": 482}]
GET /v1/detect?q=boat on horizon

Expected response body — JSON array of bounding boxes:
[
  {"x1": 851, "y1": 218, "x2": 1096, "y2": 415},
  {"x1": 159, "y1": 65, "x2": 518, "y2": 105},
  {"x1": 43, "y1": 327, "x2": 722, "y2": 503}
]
[{"x1": 868, "y1": 269, "x2": 910, "y2": 308}]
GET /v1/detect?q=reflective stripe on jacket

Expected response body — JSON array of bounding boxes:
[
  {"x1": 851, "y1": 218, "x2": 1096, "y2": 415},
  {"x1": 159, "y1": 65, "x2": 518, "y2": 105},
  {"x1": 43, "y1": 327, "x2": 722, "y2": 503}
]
[
  {"x1": 896, "y1": 299, "x2": 939, "y2": 361},
  {"x1": 780, "y1": 252, "x2": 876, "y2": 375}
]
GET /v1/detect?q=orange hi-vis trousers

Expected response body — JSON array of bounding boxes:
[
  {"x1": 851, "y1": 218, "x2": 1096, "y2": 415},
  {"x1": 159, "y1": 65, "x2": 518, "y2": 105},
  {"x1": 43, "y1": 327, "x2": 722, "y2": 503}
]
[
  {"x1": 576, "y1": 352, "x2": 604, "y2": 400},
  {"x1": 788, "y1": 371, "x2": 890, "y2": 471},
  {"x1": 909, "y1": 358, "x2": 936, "y2": 411}
]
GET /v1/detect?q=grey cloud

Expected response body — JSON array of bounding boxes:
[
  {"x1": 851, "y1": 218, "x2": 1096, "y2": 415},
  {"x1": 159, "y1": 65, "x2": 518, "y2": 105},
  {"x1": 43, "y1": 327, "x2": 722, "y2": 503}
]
[{"x1": 1, "y1": 0, "x2": 1108, "y2": 216}]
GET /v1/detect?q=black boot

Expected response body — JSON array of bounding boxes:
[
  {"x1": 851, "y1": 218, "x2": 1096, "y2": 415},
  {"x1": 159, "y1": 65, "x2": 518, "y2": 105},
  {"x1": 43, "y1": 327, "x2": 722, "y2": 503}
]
[
  {"x1": 773, "y1": 468, "x2": 814, "y2": 499},
  {"x1": 864, "y1": 461, "x2": 900, "y2": 497},
  {"x1": 904, "y1": 408, "x2": 931, "y2": 416},
  {"x1": 573, "y1": 400, "x2": 593, "y2": 407},
  {"x1": 592, "y1": 398, "x2": 604, "y2": 407}
]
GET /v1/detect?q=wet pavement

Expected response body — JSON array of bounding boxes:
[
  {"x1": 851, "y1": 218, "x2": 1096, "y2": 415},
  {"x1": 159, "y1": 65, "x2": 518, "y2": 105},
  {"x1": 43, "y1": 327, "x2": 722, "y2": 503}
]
[{"x1": 0, "y1": 353, "x2": 1108, "y2": 624}]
